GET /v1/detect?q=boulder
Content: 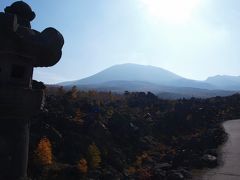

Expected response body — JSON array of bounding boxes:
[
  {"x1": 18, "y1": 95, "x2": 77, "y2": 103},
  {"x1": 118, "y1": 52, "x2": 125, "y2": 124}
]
[
  {"x1": 153, "y1": 168, "x2": 166, "y2": 179},
  {"x1": 201, "y1": 154, "x2": 218, "y2": 167},
  {"x1": 139, "y1": 136, "x2": 157, "y2": 150},
  {"x1": 167, "y1": 170, "x2": 184, "y2": 180},
  {"x1": 204, "y1": 149, "x2": 218, "y2": 157},
  {"x1": 155, "y1": 163, "x2": 172, "y2": 170},
  {"x1": 101, "y1": 166, "x2": 123, "y2": 180},
  {"x1": 178, "y1": 168, "x2": 192, "y2": 179}
]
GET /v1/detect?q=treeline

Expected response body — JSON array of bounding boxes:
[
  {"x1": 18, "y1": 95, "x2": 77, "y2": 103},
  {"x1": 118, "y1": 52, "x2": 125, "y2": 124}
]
[{"x1": 28, "y1": 86, "x2": 240, "y2": 180}]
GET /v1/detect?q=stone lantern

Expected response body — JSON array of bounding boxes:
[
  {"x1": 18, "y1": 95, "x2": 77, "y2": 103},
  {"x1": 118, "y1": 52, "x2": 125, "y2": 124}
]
[{"x1": 0, "y1": 1, "x2": 64, "y2": 180}]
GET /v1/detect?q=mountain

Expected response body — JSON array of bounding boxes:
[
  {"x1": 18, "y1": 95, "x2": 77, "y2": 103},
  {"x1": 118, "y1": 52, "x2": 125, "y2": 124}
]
[
  {"x1": 60, "y1": 63, "x2": 214, "y2": 89},
  {"x1": 58, "y1": 64, "x2": 239, "y2": 98},
  {"x1": 205, "y1": 75, "x2": 240, "y2": 90},
  {"x1": 61, "y1": 63, "x2": 182, "y2": 85}
]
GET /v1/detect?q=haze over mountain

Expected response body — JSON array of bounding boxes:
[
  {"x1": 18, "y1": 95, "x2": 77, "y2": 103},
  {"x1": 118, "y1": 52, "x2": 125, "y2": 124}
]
[
  {"x1": 206, "y1": 75, "x2": 240, "y2": 91},
  {"x1": 61, "y1": 64, "x2": 181, "y2": 85},
  {"x1": 59, "y1": 64, "x2": 239, "y2": 98},
  {"x1": 61, "y1": 64, "x2": 213, "y2": 88}
]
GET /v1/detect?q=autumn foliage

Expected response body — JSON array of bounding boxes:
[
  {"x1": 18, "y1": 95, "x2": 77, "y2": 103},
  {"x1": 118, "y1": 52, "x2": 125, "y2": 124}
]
[
  {"x1": 34, "y1": 137, "x2": 53, "y2": 166},
  {"x1": 88, "y1": 143, "x2": 101, "y2": 169},
  {"x1": 28, "y1": 87, "x2": 240, "y2": 179},
  {"x1": 77, "y1": 158, "x2": 88, "y2": 174},
  {"x1": 137, "y1": 168, "x2": 152, "y2": 180},
  {"x1": 74, "y1": 108, "x2": 85, "y2": 125}
]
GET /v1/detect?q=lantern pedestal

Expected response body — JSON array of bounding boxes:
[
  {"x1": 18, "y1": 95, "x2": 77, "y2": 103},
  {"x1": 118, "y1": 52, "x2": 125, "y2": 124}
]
[{"x1": 0, "y1": 88, "x2": 44, "y2": 180}]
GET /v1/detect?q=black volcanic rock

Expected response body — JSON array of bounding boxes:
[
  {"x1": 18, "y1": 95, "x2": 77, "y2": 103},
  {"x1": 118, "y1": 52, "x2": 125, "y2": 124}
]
[{"x1": 28, "y1": 89, "x2": 240, "y2": 179}]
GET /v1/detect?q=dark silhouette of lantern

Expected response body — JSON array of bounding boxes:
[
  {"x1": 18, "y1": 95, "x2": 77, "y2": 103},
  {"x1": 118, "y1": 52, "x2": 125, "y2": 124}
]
[{"x1": 0, "y1": 1, "x2": 64, "y2": 179}]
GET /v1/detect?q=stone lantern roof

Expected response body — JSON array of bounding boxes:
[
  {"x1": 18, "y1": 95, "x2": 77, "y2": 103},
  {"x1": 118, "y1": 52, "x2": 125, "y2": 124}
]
[
  {"x1": 0, "y1": 1, "x2": 64, "y2": 67},
  {"x1": 0, "y1": 1, "x2": 64, "y2": 88}
]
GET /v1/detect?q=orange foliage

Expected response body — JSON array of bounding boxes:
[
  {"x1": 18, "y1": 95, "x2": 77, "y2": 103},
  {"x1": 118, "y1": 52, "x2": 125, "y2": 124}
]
[
  {"x1": 34, "y1": 137, "x2": 53, "y2": 166},
  {"x1": 77, "y1": 158, "x2": 88, "y2": 174}
]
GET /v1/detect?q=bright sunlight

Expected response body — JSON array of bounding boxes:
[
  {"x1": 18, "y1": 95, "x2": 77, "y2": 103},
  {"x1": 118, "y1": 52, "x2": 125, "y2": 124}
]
[{"x1": 140, "y1": 0, "x2": 201, "y2": 24}]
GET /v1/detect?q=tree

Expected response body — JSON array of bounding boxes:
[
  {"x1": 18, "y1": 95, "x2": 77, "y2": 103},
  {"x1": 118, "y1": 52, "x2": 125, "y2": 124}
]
[
  {"x1": 88, "y1": 143, "x2": 101, "y2": 169},
  {"x1": 34, "y1": 137, "x2": 53, "y2": 166},
  {"x1": 57, "y1": 86, "x2": 65, "y2": 96},
  {"x1": 74, "y1": 108, "x2": 85, "y2": 125},
  {"x1": 77, "y1": 158, "x2": 88, "y2": 174},
  {"x1": 71, "y1": 85, "x2": 79, "y2": 99}
]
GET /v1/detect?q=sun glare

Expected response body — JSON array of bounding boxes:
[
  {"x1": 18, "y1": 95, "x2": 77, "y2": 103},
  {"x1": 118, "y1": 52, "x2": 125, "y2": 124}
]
[{"x1": 140, "y1": 0, "x2": 201, "y2": 25}]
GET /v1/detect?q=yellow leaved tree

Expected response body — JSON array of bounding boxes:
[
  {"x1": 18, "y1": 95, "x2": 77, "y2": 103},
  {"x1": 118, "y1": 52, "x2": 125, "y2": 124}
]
[{"x1": 88, "y1": 143, "x2": 101, "y2": 169}]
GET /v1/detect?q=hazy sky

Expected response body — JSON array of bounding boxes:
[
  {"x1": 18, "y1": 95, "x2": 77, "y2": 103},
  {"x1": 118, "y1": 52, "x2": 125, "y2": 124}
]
[{"x1": 1, "y1": 0, "x2": 240, "y2": 83}]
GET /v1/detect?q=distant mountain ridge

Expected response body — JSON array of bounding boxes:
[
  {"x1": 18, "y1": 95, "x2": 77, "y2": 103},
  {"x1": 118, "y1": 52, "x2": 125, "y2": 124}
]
[
  {"x1": 206, "y1": 75, "x2": 240, "y2": 90},
  {"x1": 60, "y1": 63, "x2": 214, "y2": 88},
  {"x1": 59, "y1": 63, "x2": 239, "y2": 98}
]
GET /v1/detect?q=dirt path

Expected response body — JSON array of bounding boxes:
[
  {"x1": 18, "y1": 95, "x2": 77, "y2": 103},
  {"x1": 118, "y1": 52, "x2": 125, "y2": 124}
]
[{"x1": 194, "y1": 119, "x2": 240, "y2": 180}]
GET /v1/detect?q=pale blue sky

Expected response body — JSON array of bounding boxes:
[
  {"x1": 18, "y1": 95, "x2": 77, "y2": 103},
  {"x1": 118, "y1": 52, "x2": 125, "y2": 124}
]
[{"x1": 1, "y1": 0, "x2": 240, "y2": 83}]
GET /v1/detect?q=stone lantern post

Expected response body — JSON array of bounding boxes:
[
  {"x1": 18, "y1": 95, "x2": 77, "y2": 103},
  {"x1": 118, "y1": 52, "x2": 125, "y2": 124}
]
[{"x1": 0, "y1": 1, "x2": 64, "y2": 180}]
